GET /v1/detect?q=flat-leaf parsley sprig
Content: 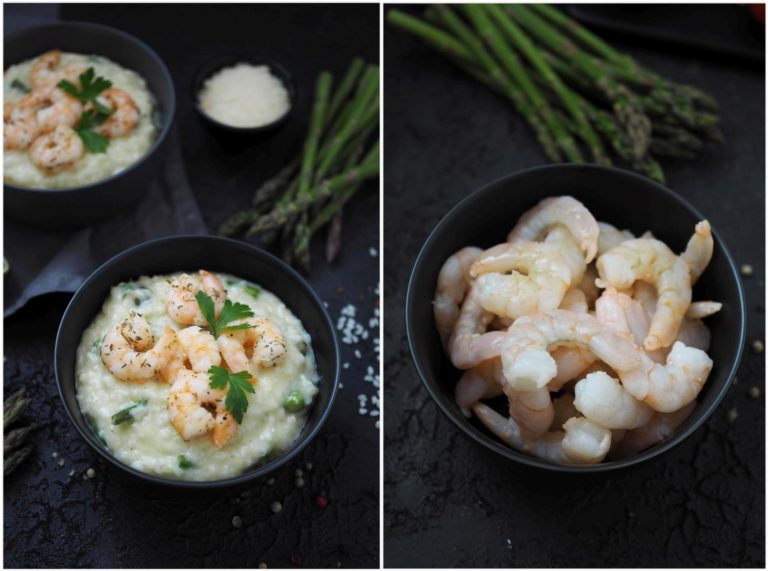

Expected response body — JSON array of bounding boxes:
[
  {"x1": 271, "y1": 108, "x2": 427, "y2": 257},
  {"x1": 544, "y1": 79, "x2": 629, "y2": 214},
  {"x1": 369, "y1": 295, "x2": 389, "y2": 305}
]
[
  {"x1": 57, "y1": 67, "x2": 114, "y2": 153},
  {"x1": 195, "y1": 291, "x2": 255, "y2": 338},
  {"x1": 208, "y1": 366, "x2": 255, "y2": 424}
]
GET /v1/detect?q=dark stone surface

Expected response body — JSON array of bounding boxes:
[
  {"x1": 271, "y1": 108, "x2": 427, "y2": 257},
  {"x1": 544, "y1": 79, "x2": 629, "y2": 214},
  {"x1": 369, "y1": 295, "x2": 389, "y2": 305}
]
[
  {"x1": 383, "y1": 5, "x2": 764, "y2": 568},
  {"x1": 4, "y1": 4, "x2": 380, "y2": 568}
]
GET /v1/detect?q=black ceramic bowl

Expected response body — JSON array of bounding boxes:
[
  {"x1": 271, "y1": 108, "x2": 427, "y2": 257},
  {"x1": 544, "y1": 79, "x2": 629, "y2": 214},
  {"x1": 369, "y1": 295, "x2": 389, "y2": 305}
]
[
  {"x1": 4, "y1": 22, "x2": 176, "y2": 227},
  {"x1": 55, "y1": 236, "x2": 339, "y2": 489},
  {"x1": 192, "y1": 53, "x2": 296, "y2": 135},
  {"x1": 406, "y1": 164, "x2": 746, "y2": 473}
]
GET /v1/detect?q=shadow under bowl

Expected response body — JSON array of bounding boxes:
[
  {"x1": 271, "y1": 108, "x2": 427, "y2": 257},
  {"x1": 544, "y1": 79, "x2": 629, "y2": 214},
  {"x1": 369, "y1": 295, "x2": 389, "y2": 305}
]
[
  {"x1": 191, "y1": 52, "x2": 296, "y2": 136},
  {"x1": 406, "y1": 164, "x2": 745, "y2": 473},
  {"x1": 4, "y1": 21, "x2": 176, "y2": 228},
  {"x1": 55, "y1": 235, "x2": 339, "y2": 489}
]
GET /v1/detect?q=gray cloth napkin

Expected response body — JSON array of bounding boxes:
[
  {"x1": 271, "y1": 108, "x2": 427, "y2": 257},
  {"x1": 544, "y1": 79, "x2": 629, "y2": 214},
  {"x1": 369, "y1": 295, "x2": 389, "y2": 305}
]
[{"x1": 4, "y1": 129, "x2": 208, "y2": 316}]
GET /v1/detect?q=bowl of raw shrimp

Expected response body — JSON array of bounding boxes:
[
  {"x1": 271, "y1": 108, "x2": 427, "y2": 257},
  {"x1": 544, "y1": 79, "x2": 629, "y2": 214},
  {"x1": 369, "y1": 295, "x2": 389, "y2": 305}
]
[
  {"x1": 406, "y1": 164, "x2": 745, "y2": 473},
  {"x1": 4, "y1": 21, "x2": 176, "y2": 227},
  {"x1": 55, "y1": 235, "x2": 340, "y2": 488}
]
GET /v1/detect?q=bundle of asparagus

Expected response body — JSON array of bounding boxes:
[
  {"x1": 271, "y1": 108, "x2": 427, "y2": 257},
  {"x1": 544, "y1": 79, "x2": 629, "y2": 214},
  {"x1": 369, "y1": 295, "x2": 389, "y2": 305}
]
[
  {"x1": 220, "y1": 59, "x2": 380, "y2": 271},
  {"x1": 5, "y1": 388, "x2": 34, "y2": 476},
  {"x1": 388, "y1": 5, "x2": 721, "y2": 183}
]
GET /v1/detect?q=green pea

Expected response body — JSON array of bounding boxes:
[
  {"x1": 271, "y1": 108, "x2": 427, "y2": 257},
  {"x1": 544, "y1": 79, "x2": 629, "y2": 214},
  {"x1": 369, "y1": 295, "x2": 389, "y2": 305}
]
[{"x1": 283, "y1": 391, "x2": 305, "y2": 413}]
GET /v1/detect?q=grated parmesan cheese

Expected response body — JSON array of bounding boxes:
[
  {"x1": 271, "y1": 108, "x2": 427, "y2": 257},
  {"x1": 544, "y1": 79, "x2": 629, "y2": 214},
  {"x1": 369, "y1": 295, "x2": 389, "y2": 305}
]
[{"x1": 199, "y1": 63, "x2": 290, "y2": 128}]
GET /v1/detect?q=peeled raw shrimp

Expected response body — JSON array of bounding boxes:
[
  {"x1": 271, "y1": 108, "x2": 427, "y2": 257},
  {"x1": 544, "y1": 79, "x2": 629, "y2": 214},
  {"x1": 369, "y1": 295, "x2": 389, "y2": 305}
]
[
  {"x1": 595, "y1": 287, "x2": 666, "y2": 363},
  {"x1": 559, "y1": 288, "x2": 588, "y2": 313},
  {"x1": 617, "y1": 342, "x2": 712, "y2": 413},
  {"x1": 94, "y1": 88, "x2": 140, "y2": 138},
  {"x1": 686, "y1": 301, "x2": 722, "y2": 320},
  {"x1": 681, "y1": 220, "x2": 713, "y2": 284},
  {"x1": 473, "y1": 403, "x2": 611, "y2": 465},
  {"x1": 101, "y1": 312, "x2": 170, "y2": 382},
  {"x1": 597, "y1": 222, "x2": 635, "y2": 257},
  {"x1": 469, "y1": 241, "x2": 572, "y2": 319},
  {"x1": 547, "y1": 345, "x2": 595, "y2": 391},
  {"x1": 28, "y1": 124, "x2": 84, "y2": 175},
  {"x1": 507, "y1": 196, "x2": 600, "y2": 262},
  {"x1": 499, "y1": 310, "x2": 640, "y2": 392},
  {"x1": 433, "y1": 247, "x2": 482, "y2": 350},
  {"x1": 576, "y1": 264, "x2": 600, "y2": 306},
  {"x1": 448, "y1": 286, "x2": 506, "y2": 369},
  {"x1": 165, "y1": 270, "x2": 227, "y2": 326},
  {"x1": 176, "y1": 326, "x2": 222, "y2": 372},
  {"x1": 167, "y1": 370, "x2": 238, "y2": 447},
  {"x1": 505, "y1": 386, "x2": 554, "y2": 438},
  {"x1": 454, "y1": 359, "x2": 503, "y2": 414},
  {"x1": 28, "y1": 50, "x2": 86, "y2": 88},
  {"x1": 543, "y1": 225, "x2": 586, "y2": 285},
  {"x1": 218, "y1": 317, "x2": 288, "y2": 375},
  {"x1": 573, "y1": 371, "x2": 653, "y2": 429},
  {"x1": 675, "y1": 318, "x2": 711, "y2": 352},
  {"x1": 610, "y1": 402, "x2": 696, "y2": 459},
  {"x1": 596, "y1": 238, "x2": 691, "y2": 351}
]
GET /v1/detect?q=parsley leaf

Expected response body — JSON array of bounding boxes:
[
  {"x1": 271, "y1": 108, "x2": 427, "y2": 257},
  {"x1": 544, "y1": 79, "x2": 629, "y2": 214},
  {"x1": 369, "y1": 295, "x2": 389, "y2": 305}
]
[
  {"x1": 111, "y1": 399, "x2": 147, "y2": 425},
  {"x1": 178, "y1": 455, "x2": 195, "y2": 469},
  {"x1": 58, "y1": 67, "x2": 113, "y2": 114},
  {"x1": 208, "y1": 366, "x2": 255, "y2": 424},
  {"x1": 195, "y1": 291, "x2": 255, "y2": 338},
  {"x1": 74, "y1": 109, "x2": 111, "y2": 153},
  {"x1": 11, "y1": 78, "x2": 30, "y2": 93}
]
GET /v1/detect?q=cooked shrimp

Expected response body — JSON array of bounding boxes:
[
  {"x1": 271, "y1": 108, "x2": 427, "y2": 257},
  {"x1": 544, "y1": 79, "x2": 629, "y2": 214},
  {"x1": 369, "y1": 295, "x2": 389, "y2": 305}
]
[
  {"x1": 574, "y1": 371, "x2": 653, "y2": 429},
  {"x1": 176, "y1": 326, "x2": 221, "y2": 372},
  {"x1": 28, "y1": 50, "x2": 86, "y2": 88},
  {"x1": 473, "y1": 403, "x2": 611, "y2": 465},
  {"x1": 4, "y1": 106, "x2": 39, "y2": 150},
  {"x1": 610, "y1": 402, "x2": 696, "y2": 459},
  {"x1": 18, "y1": 86, "x2": 82, "y2": 133},
  {"x1": 596, "y1": 238, "x2": 692, "y2": 350},
  {"x1": 153, "y1": 328, "x2": 187, "y2": 383},
  {"x1": 499, "y1": 310, "x2": 640, "y2": 392},
  {"x1": 165, "y1": 271, "x2": 227, "y2": 326},
  {"x1": 100, "y1": 312, "x2": 167, "y2": 382},
  {"x1": 597, "y1": 222, "x2": 635, "y2": 257},
  {"x1": 218, "y1": 317, "x2": 287, "y2": 372},
  {"x1": 448, "y1": 286, "x2": 506, "y2": 369},
  {"x1": 434, "y1": 247, "x2": 482, "y2": 350},
  {"x1": 617, "y1": 342, "x2": 712, "y2": 413},
  {"x1": 469, "y1": 242, "x2": 572, "y2": 319},
  {"x1": 167, "y1": 370, "x2": 238, "y2": 447},
  {"x1": 507, "y1": 196, "x2": 600, "y2": 262},
  {"x1": 29, "y1": 124, "x2": 84, "y2": 175},
  {"x1": 94, "y1": 88, "x2": 140, "y2": 138},
  {"x1": 686, "y1": 301, "x2": 722, "y2": 320},
  {"x1": 681, "y1": 220, "x2": 713, "y2": 284}
]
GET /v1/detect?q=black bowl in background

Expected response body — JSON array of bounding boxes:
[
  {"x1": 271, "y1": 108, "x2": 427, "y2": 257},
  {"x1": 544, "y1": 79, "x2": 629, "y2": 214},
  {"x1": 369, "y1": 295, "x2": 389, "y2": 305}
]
[
  {"x1": 4, "y1": 22, "x2": 176, "y2": 227},
  {"x1": 406, "y1": 164, "x2": 746, "y2": 473},
  {"x1": 55, "y1": 236, "x2": 339, "y2": 489},
  {"x1": 192, "y1": 53, "x2": 296, "y2": 135}
]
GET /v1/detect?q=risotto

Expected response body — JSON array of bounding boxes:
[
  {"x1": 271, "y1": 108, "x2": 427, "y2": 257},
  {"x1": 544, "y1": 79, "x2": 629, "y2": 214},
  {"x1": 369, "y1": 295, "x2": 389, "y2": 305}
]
[
  {"x1": 75, "y1": 271, "x2": 319, "y2": 481},
  {"x1": 4, "y1": 51, "x2": 158, "y2": 189}
]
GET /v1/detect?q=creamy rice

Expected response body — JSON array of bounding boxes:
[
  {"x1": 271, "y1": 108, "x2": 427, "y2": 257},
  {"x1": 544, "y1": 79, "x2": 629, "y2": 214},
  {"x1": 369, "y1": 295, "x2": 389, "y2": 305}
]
[
  {"x1": 4, "y1": 52, "x2": 158, "y2": 189},
  {"x1": 75, "y1": 273, "x2": 319, "y2": 481},
  {"x1": 198, "y1": 63, "x2": 290, "y2": 127}
]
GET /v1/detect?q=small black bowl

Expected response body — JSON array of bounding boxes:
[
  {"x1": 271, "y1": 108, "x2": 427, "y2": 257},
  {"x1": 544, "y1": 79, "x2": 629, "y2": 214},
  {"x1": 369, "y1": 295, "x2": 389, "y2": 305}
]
[
  {"x1": 55, "y1": 236, "x2": 339, "y2": 489},
  {"x1": 4, "y1": 22, "x2": 176, "y2": 227},
  {"x1": 406, "y1": 164, "x2": 746, "y2": 473},
  {"x1": 192, "y1": 53, "x2": 296, "y2": 135}
]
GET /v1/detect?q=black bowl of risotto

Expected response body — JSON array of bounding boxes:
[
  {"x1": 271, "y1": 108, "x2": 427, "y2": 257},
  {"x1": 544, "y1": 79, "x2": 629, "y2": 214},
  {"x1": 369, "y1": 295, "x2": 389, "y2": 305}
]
[
  {"x1": 4, "y1": 22, "x2": 176, "y2": 227},
  {"x1": 55, "y1": 236, "x2": 339, "y2": 489},
  {"x1": 406, "y1": 164, "x2": 745, "y2": 473}
]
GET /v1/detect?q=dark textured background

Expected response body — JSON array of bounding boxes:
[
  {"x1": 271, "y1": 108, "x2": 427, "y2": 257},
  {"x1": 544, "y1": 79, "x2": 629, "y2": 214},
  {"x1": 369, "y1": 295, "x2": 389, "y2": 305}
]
[
  {"x1": 4, "y1": 4, "x2": 380, "y2": 568},
  {"x1": 383, "y1": 5, "x2": 765, "y2": 568}
]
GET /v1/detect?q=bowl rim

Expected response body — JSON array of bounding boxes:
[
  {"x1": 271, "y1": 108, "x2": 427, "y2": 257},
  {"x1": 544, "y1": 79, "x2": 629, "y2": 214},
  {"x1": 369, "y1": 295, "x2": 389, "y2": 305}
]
[
  {"x1": 190, "y1": 52, "x2": 296, "y2": 134},
  {"x1": 405, "y1": 163, "x2": 746, "y2": 473},
  {"x1": 54, "y1": 234, "x2": 340, "y2": 489},
  {"x1": 4, "y1": 20, "x2": 177, "y2": 194}
]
